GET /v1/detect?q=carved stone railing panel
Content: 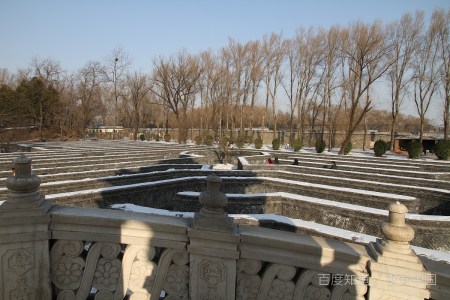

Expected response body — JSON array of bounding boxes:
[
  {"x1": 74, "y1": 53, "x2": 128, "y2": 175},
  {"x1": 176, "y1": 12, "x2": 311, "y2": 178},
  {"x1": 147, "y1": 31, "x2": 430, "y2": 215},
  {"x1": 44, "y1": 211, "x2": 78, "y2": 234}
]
[
  {"x1": 258, "y1": 263, "x2": 296, "y2": 300},
  {"x1": 236, "y1": 259, "x2": 368, "y2": 300},
  {"x1": 50, "y1": 240, "x2": 189, "y2": 300},
  {"x1": 236, "y1": 259, "x2": 262, "y2": 300},
  {"x1": 295, "y1": 270, "x2": 331, "y2": 299}
]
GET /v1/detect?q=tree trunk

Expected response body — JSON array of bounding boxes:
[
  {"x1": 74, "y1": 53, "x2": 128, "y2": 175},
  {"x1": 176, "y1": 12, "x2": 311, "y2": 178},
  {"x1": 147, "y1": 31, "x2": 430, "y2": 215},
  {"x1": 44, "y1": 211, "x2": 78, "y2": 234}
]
[
  {"x1": 219, "y1": 113, "x2": 222, "y2": 140},
  {"x1": 224, "y1": 146, "x2": 228, "y2": 165},
  {"x1": 289, "y1": 115, "x2": 294, "y2": 147},
  {"x1": 133, "y1": 124, "x2": 138, "y2": 141},
  {"x1": 420, "y1": 116, "x2": 424, "y2": 143},
  {"x1": 444, "y1": 103, "x2": 449, "y2": 140},
  {"x1": 39, "y1": 100, "x2": 43, "y2": 142},
  {"x1": 363, "y1": 115, "x2": 367, "y2": 151},
  {"x1": 261, "y1": 115, "x2": 265, "y2": 143},
  {"x1": 390, "y1": 116, "x2": 397, "y2": 151},
  {"x1": 328, "y1": 123, "x2": 333, "y2": 152}
]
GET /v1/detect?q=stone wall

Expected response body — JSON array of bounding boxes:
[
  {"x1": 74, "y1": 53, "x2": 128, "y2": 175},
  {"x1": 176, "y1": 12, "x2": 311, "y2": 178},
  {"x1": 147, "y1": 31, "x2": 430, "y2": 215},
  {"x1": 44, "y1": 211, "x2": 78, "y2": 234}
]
[
  {"x1": 144, "y1": 128, "x2": 396, "y2": 149},
  {"x1": 46, "y1": 176, "x2": 418, "y2": 213}
]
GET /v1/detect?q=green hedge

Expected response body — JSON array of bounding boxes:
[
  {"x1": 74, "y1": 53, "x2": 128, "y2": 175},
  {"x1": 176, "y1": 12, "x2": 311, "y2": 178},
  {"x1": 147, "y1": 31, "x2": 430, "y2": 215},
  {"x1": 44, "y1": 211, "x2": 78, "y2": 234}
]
[
  {"x1": 272, "y1": 138, "x2": 281, "y2": 150},
  {"x1": 221, "y1": 137, "x2": 231, "y2": 147},
  {"x1": 316, "y1": 140, "x2": 326, "y2": 153},
  {"x1": 434, "y1": 140, "x2": 450, "y2": 160},
  {"x1": 194, "y1": 135, "x2": 203, "y2": 145},
  {"x1": 236, "y1": 135, "x2": 246, "y2": 149},
  {"x1": 292, "y1": 139, "x2": 302, "y2": 152},
  {"x1": 139, "y1": 134, "x2": 145, "y2": 141},
  {"x1": 164, "y1": 134, "x2": 171, "y2": 142},
  {"x1": 255, "y1": 138, "x2": 263, "y2": 149},
  {"x1": 406, "y1": 141, "x2": 422, "y2": 158},
  {"x1": 153, "y1": 134, "x2": 160, "y2": 141},
  {"x1": 205, "y1": 135, "x2": 214, "y2": 146},
  {"x1": 374, "y1": 140, "x2": 387, "y2": 157}
]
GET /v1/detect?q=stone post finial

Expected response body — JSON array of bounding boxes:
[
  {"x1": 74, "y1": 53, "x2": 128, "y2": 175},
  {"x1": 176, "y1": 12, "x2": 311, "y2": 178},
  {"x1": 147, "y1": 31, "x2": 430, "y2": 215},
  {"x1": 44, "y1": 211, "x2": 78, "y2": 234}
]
[
  {"x1": 193, "y1": 174, "x2": 234, "y2": 233},
  {"x1": 1, "y1": 155, "x2": 52, "y2": 215},
  {"x1": 5, "y1": 155, "x2": 41, "y2": 202},
  {"x1": 380, "y1": 201, "x2": 415, "y2": 254},
  {"x1": 198, "y1": 174, "x2": 228, "y2": 219}
]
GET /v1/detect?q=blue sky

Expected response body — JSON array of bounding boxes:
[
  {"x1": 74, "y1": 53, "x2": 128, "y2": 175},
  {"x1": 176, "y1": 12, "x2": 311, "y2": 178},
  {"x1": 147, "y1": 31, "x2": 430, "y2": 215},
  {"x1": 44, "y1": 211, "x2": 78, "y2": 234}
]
[{"x1": 1, "y1": 0, "x2": 449, "y2": 123}]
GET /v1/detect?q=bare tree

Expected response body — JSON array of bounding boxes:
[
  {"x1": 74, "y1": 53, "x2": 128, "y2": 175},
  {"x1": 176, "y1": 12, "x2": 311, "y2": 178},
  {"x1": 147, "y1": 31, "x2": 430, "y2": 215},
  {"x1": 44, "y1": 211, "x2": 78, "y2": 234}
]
[
  {"x1": 387, "y1": 10, "x2": 424, "y2": 151},
  {"x1": 104, "y1": 45, "x2": 132, "y2": 140},
  {"x1": 58, "y1": 71, "x2": 78, "y2": 139},
  {"x1": 126, "y1": 71, "x2": 150, "y2": 140},
  {"x1": 201, "y1": 49, "x2": 225, "y2": 136},
  {"x1": 413, "y1": 18, "x2": 441, "y2": 142},
  {"x1": 248, "y1": 40, "x2": 264, "y2": 138},
  {"x1": 432, "y1": 8, "x2": 450, "y2": 140},
  {"x1": 338, "y1": 20, "x2": 394, "y2": 155},
  {"x1": 0, "y1": 68, "x2": 16, "y2": 86},
  {"x1": 322, "y1": 25, "x2": 342, "y2": 151},
  {"x1": 76, "y1": 61, "x2": 104, "y2": 140},
  {"x1": 281, "y1": 38, "x2": 300, "y2": 145},
  {"x1": 295, "y1": 26, "x2": 324, "y2": 143},
  {"x1": 29, "y1": 56, "x2": 62, "y2": 141},
  {"x1": 262, "y1": 32, "x2": 284, "y2": 140},
  {"x1": 228, "y1": 38, "x2": 251, "y2": 135},
  {"x1": 219, "y1": 47, "x2": 234, "y2": 139},
  {"x1": 150, "y1": 50, "x2": 202, "y2": 143}
]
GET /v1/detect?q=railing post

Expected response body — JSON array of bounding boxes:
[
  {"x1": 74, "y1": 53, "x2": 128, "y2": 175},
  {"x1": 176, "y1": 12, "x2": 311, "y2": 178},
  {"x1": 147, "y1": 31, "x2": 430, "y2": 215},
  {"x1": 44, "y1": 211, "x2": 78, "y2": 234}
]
[
  {"x1": 0, "y1": 155, "x2": 53, "y2": 300},
  {"x1": 188, "y1": 174, "x2": 240, "y2": 300},
  {"x1": 367, "y1": 201, "x2": 431, "y2": 300}
]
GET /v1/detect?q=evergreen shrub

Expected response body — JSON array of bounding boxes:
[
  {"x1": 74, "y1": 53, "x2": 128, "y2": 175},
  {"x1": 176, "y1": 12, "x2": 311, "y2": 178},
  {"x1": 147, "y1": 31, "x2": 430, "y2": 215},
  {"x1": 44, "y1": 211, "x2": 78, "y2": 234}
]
[
  {"x1": 272, "y1": 138, "x2": 281, "y2": 150},
  {"x1": 316, "y1": 140, "x2": 326, "y2": 153},
  {"x1": 374, "y1": 140, "x2": 387, "y2": 157},
  {"x1": 434, "y1": 140, "x2": 450, "y2": 160},
  {"x1": 146, "y1": 134, "x2": 151, "y2": 141},
  {"x1": 344, "y1": 141, "x2": 353, "y2": 155},
  {"x1": 206, "y1": 135, "x2": 214, "y2": 146},
  {"x1": 236, "y1": 135, "x2": 246, "y2": 149},
  {"x1": 139, "y1": 134, "x2": 145, "y2": 141},
  {"x1": 164, "y1": 134, "x2": 171, "y2": 142},
  {"x1": 221, "y1": 137, "x2": 233, "y2": 148},
  {"x1": 255, "y1": 138, "x2": 263, "y2": 149},
  {"x1": 153, "y1": 134, "x2": 160, "y2": 141},
  {"x1": 292, "y1": 139, "x2": 302, "y2": 152},
  {"x1": 194, "y1": 135, "x2": 203, "y2": 145},
  {"x1": 406, "y1": 141, "x2": 423, "y2": 158}
]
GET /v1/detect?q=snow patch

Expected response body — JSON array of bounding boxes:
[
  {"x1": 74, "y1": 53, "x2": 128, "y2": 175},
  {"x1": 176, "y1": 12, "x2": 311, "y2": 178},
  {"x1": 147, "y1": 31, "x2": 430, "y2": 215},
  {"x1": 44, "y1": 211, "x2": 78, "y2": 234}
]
[{"x1": 213, "y1": 164, "x2": 237, "y2": 170}]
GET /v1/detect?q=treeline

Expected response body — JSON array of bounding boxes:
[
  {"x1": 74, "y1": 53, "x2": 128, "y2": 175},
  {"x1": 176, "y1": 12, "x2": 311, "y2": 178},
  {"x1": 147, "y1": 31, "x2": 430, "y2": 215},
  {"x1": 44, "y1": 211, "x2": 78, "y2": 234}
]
[{"x1": 1, "y1": 8, "x2": 449, "y2": 153}]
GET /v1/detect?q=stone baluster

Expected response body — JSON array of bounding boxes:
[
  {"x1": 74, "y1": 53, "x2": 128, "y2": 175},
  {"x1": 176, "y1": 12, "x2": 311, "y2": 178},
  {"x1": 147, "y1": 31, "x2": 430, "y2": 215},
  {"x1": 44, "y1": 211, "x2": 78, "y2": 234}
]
[
  {"x1": 379, "y1": 201, "x2": 415, "y2": 254},
  {"x1": 367, "y1": 201, "x2": 431, "y2": 300},
  {"x1": 188, "y1": 174, "x2": 240, "y2": 300},
  {"x1": 0, "y1": 155, "x2": 53, "y2": 300}
]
